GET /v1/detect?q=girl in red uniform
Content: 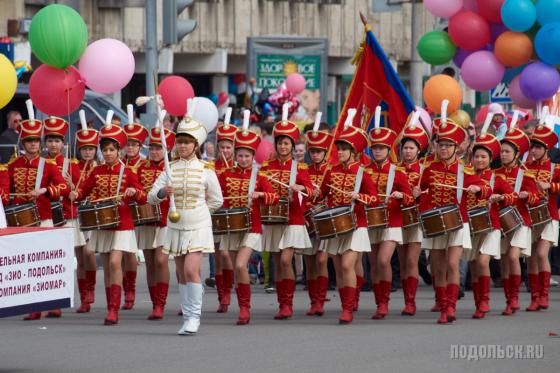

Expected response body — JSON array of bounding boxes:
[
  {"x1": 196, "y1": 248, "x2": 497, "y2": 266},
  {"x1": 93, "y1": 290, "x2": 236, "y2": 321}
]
[
  {"x1": 218, "y1": 110, "x2": 278, "y2": 324},
  {"x1": 366, "y1": 107, "x2": 414, "y2": 319},
  {"x1": 396, "y1": 115, "x2": 430, "y2": 316},
  {"x1": 135, "y1": 125, "x2": 176, "y2": 320},
  {"x1": 70, "y1": 113, "x2": 146, "y2": 325},
  {"x1": 303, "y1": 113, "x2": 332, "y2": 316},
  {"x1": 260, "y1": 104, "x2": 314, "y2": 320},
  {"x1": 318, "y1": 109, "x2": 379, "y2": 324}
]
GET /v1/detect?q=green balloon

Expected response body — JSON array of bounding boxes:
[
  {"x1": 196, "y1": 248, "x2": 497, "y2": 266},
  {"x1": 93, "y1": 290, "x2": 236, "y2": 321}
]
[
  {"x1": 417, "y1": 31, "x2": 457, "y2": 66},
  {"x1": 29, "y1": 4, "x2": 88, "y2": 69}
]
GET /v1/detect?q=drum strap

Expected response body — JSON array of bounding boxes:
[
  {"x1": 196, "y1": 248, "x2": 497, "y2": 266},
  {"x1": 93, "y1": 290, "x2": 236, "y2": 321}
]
[
  {"x1": 489, "y1": 173, "x2": 495, "y2": 190},
  {"x1": 247, "y1": 166, "x2": 258, "y2": 209},
  {"x1": 457, "y1": 163, "x2": 464, "y2": 203},
  {"x1": 116, "y1": 162, "x2": 125, "y2": 196},
  {"x1": 385, "y1": 164, "x2": 396, "y2": 203},
  {"x1": 514, "y1": 169, "x2": 524, "y2": 193},
  {"x1": 34, "y1": 157, "x2": 45, "y2": 191},
  {"x1": 352, "y1": 166, "x2": 364, "y2": 209},
  {"x1": 62, "y1": 157, "x2": 69, "y2": 176},
  {"x1": 288, "y1": 159, "x2": 298, "y2": 204},
  {"x1": 550, "y1": 162, "x2": 555, "y2": 183}
]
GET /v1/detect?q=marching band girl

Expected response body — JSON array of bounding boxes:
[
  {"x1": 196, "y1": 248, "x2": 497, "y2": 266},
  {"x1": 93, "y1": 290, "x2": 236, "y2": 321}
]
[
  {"x1": 218, "y1": 110, "x2": 278, "y2": 325},
  {"x1": 148, "y1": 105, "x2": 223, "y2": 335}
]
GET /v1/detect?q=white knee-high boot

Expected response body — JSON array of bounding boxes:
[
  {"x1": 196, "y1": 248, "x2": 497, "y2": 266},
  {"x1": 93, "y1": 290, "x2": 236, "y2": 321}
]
[{"x1": 178, "y1": 282, "x2": 203, "y2": 335}]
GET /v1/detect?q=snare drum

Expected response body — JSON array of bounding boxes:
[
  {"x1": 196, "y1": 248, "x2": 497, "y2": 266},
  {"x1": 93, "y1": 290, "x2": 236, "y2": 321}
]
[
  {"x1": 528, "y1": 201, "x2": 551, "y2": 228},
  {"x1": 420, "y1": 205, "x2": 462, "y2": 238},
  {"x1": 304, "y1": 204, "x2": 325, "y2": 237},
  {"x1": 4, "y1": 202, "x2": 40, "y2": 227},
  {"x1": 211, "y1": 208, "x2": 251, "y2": 234},
  {"x1": 499, "y1": 206, "x2": 522, "y2": 237},
  {"x1": 402, "y1": 205, "x2": 419, "y2": 228},
  {"x1": 468, "y1": 207, "x2": 492, "y2": 236},
  {"x1": 78, "y1": 201, "x2": 120, "y2": 231},
  {"x1": 260, "y1": 198, "x2": 288, "y2": 224},
  {"x1": 312, "y1": 205, "x2": 355, "y2": 240},
  {"x1": 129, "y1": 202, "x2": 161, "y2": 226},
  {"x1": 51, "y1": 201, "x2": 67, "y2": 227},
  {"x1": 365, "y1": 204, "x2": 387, "y2": 229}
]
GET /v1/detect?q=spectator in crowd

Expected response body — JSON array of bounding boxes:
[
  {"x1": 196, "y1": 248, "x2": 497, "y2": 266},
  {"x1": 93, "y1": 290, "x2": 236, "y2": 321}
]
[
  {"x1": 294, "y1": 141, "x2": 306, "y2": 162},
  {"x1": 0, "y1": 111, "x2": 22, "y2": 163}
]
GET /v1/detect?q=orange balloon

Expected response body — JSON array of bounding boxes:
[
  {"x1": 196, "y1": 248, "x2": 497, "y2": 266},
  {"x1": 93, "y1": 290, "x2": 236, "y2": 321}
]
[
  {"x1": 423, "y1": 74, "x2": 462, "y2": 114},
  {"x1": 494, "y1": 31, "x2": 533, "y2": 67}
]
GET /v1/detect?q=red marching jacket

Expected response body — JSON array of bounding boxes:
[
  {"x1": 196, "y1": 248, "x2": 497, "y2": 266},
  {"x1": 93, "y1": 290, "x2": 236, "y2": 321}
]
[
  {"x1": 49, "y1": 153, "x2": 82, "y2": 220},
  {"x1": 75, "y1": 162, "x2": 147, "y2": 230},
  {"x1": 259, "y1": 157, "x2": 314, "y2": 225},
  {"x1": 320, "y1": 160, "x2": 379, "y2": 228},
  {"x1": 466, "y1": 169, "x2": 518, "y2": 230},
  {"x1": 418, "y1": 159, "x2": 491, "y2": 222},
  {"x1": 305, "y1": 162, "x2": 330, "y2": 211},
  {"x1": 8, "y1": 155, "x2": 69, "y2": 220},
  {"x1": 493, "y1": 165, "x2": 540, "y2": 226},
  {"x1": 366, "y1": 159, "x2": 414, "y2": 227},
  {"x1": 0, "y1": 164, "x2": 9, "y2": 206},
  {"x1": 218, "y1": 166, "x2": 279, "y2": 233},
  {"x1": 136, "y1": 159, "x2": 169, "y2": 227},
  {"x1": 525, "y1": 158, "x2": 560, "y2": 221}
]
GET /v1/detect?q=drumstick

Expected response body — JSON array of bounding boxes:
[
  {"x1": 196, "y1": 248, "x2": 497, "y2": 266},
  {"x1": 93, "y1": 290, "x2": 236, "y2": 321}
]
[
  {"x1": 10, "y1": 193, "x2": 30, "y2": 197},
  {"x1": 74, "y1": 160, "x2": 89, "y2": 191},
  {"x1": 220, "y1": 151, "x2": 229, "y2": 169},
  {"x1": 326, "y1": 184, "x2": 368, "y2": 204},
  {"x1": 89, "y1": 194, "x2": 125, "y2": 203},
  {"x1": 433, "y1": 182, "x2": 469, "y2": 191},
  {"x1": 263, "y1": 174, "x2": 309, "y2": 197},
  {"x1": 223, "y1": 195, "x2": 248, "y2": 200}
]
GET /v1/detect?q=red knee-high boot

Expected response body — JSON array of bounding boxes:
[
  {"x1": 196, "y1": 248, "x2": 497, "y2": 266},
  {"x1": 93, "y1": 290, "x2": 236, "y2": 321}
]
[
  {"x1": 149, "y1": 282, "x2": 168, "y2": 320},
  {"x1": 430, "y1": 275, "x2": 440, "y2": 312},
  {"x1": 402, "y1": 277, "x2": 418, "y2": 316},
  {"x1": 215, "y1": 274, "x2": 224, "y2": 312},
  {"x1": 472, "y1": 281, "x2": 484, "y2": 319},
  {"x1": 501, "y1": 277, "x2": 513, "y2": 316},
  {"x1": 478, "y1": 276, "x2": 491, "y2": 313},
  {"x1": 76, "y1": 278, "x2": 90, "y2": 313},
  {"x1": 372, "y1": 281, "x2": 390, "y2": 319},
  {"x1": 148, "y1": 286, "x2": 157, "y2": 309},
  {"x1": 509, "y1": 274, "x2": 521, "y2": 312},
  {"x1": 305, "y1": 279, "x2": 318, "y2": 316},
  {"x1": 338, "y1": 287, "x2": 356, "y2": 324},
  {"x1": 281, "y1": 279, "x2": 295, "y2": 319},
  {"x1": 315, "y1": 276, "x2": 328, "y2": 316},
  {"x1": 274, "y1": 281, "x2": 285, "y2": 320},
  {"x1": 220, "y1": 269, "x2": 233, "y2": 313},
  {"x1": 538, "y1": 271, "x2": 550, "y2": 310},
  {"x1": 85, "y1": 270, "x2": 96, "y2": 305},
  {"x1": 236, "y1": 283, "x2": 251, "y2": 325},
  {"x1": 446, "y1": 283, "x2": 459, "y2": 322},
  {"x1": 435, "y1": 287, "x2": 448, "y2": 324},
  {"x1": 525, "y1": 273, "x2": 540, "y2": 312},
  {"x1": 105, "y1": 284, "x2": 121, "y2": 325},
  {"x1": 354, "y1": 276, "x2": 365, "y2": 312},
  {"x1": 121, "y1": 271, "x2": 136, "y2": 310}
]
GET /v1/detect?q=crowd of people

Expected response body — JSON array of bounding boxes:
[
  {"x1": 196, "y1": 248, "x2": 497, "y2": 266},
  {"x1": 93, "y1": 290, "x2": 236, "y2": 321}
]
[{"x1": 1, "y1": 99, "x2": 559, "y2": 335}]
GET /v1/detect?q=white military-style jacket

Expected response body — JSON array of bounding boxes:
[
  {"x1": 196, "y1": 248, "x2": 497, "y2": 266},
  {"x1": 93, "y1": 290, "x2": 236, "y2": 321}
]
[{"x1": 148, "y1": 156, "x2": 223, "y2": 231}]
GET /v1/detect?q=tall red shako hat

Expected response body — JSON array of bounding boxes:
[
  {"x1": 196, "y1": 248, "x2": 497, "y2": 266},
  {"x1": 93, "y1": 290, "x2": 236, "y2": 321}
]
[
  {"x1": 273, "y1": 103, "x2": 300, "y2": 144},
  {"x1": 216, "y1": 107, "x2": 237, "y2": 143},
  {"x1": 305, "y1": 111, "x2": 333, "y2": 151},
  {"x1": 123, "y1": 104, "x2": 148, "y2": 144},
  {"x1": 401, "y1": 110, "x2": 429, "y2": 152},
  {"x1": 369, "y1": 106, "x2": 398, "y2": 149},
  {"x1": 76, "y1": 109, "x2": 99, "y2": 149},
  {"x1": 335, "y1": 108, "x2": 370, "y2": 154},
  {"x1": 43, "y1": 116, "x2": 69, "y2": 140},
  {"x1": 531, "y1": 106, "x2": 558, "y2": 151},
  {"x1": 473, "y1": 112, "x2": 501, "y2": 159},
  {"x1": 234, "y1": 109, "x2": 261, "y2": 153},
  {"x1": 17, "y1": 99, "x2": 43, "y2": 141},
  {"x1": 99, "y1": 109, "x2": 127, "y2": 148},
  {"x1": 501, "y1": 109, "x2": 530, "y2": 155}
]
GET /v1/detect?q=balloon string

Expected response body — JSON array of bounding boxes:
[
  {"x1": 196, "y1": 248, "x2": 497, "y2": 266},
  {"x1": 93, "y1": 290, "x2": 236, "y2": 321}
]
[{"x1": 66, "y1": 86, "x2": 76, "y2": 222}]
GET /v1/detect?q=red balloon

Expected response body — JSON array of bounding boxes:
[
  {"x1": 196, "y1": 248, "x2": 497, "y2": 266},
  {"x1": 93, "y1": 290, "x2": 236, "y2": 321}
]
[
  {"x1": 476, "y1": 0, "x2": 504, "y2": 24},
  {"x1": 29, "y1": 65, "x2": 85, "y2": 117},
  {"x1": 217, "y1": 91, "x2": 228, "y2": 106},
  {"x1": 448, "y1": 10, "x2": 491, "y2": 51},
  {"x1": 233, "y1": 74, "x2": 246, "y2": 85},
  {"x1": 254, "y1": 139, "x2": 275, "y2": 164},
  {"x1": 158, "y1": 76, "x2": 195, "y2": 116}
]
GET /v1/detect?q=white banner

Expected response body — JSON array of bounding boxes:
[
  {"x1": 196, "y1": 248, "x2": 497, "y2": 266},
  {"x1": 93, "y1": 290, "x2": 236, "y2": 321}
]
[{"x1": 0, "y1": 228, "x2": 74, "y2": 317}]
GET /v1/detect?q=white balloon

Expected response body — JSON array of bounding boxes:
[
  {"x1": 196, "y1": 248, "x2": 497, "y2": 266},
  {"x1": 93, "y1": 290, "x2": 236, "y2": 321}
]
[{"x1": 190, "y1": 97, "x2": 219, "y2": 134}]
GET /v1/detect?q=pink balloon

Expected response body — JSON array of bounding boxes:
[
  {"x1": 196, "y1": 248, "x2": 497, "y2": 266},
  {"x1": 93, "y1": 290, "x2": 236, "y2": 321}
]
[
  {"x1": 476, "y1": 0, "x2": 504, "y2": 24},
  {"x1": 255, "y1": 139, "x2": 275, "y2": 164},
  {"x1": 424, "y1": 0, "x2": 464, "y2": 18},
  {"x1": 158, "y1": 76, "x2": 195, "y2": 116},
  {"x1": 415, "y1": 106, "x2": 433, "y2": 134},
  {"x1": 462, "y1": 0, "x2": 478, "y2": 12},
  {"x1": 78, "y1": 39, "x2": 135, "y2": 94},
  {"x1": 29, "y1": 65, "x2": 85, "y2": 116},
  {"x1": 285, "y1": 73, "x2": 306, "y2": 95},
  {"x1": 460, "y1": 51, "x2": 505, "y2": 91},
  {"x1": 509, "y1": 75, "x2": 536, "y2": 109}
]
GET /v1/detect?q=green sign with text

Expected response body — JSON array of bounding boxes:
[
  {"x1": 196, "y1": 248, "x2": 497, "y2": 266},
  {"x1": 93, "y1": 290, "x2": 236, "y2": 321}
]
[{"x1": 256, "y1": 54, "x2": 321, "y2": 90}]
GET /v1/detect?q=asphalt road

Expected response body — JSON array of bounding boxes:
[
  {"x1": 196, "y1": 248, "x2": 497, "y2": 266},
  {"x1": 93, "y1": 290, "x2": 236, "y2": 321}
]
[{"x1": 1, "y1": 262, "x2": 559, "y2": 373}]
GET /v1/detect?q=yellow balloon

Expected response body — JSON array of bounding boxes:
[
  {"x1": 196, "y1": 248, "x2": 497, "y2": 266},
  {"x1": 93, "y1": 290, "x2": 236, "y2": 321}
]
[
  {"x1": 449, "y1": 110, "x2": 471, "y2": 129},
  {"x1": 0, "y1": 54, "x2": 17, "y2": 110}
]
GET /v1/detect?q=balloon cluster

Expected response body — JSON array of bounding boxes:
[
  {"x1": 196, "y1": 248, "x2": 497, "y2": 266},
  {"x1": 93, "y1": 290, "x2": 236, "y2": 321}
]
[
  {"x1": 27, "y1": 4, "x2": 135, "y2": 116},
  {"x1": 418, "y1": 0, "x2": 560, "y2": 108},
  {"x1": 252, "y1": 73, "x2": 306, "y2": 120}
]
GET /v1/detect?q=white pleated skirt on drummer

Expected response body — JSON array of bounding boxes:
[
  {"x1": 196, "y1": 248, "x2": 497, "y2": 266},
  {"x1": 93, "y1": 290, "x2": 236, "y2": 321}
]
[
  {"x1": 531, "y1": 219, "x2": 558, "y2": 246},
  {"x1": 500, "y1": 225, "x2": 531, "y2": 257},
  {"x1": 136, "y1": 225, "x2": 167, "y2": 250},
  {"x1": 402, "y1": 224, "x2": 423, "y2": 245},
  {"x1": 324, "y1": 227, "x2": 371, "y2": 256},
  {"x1": 369, "y1": 227, "x2": 403, "y2": 245},
  {"x1": 40, "y1": 219, "x2": 54, "y2": 228},
  {"x1": 89, "y1": 229, "x2": 138, "y2": 253},
  {"x1": 423, "y1": 223, "x2": 472, "y2": 250},
  {"x1": 262, "y1": 225, "x2": 286, "y2": 253},
  {"x1": 463, "y1": 229, "x2": 501, "y2": 261},
  {"x1": 301, "y1": 237, "x2": 325, "y2": 256},
  {"x1": 164, "y1": 226, "x2": 214, "y2": 256},
  {"x1": 220, "y1": 232, "x2": 262, "y2": 252},
  {"x1": 279, "y1": 224, "x2": 312, "y2": 251},
  {"x1": 64, "y1": 219, "x2": 86, "y2": 247}
]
